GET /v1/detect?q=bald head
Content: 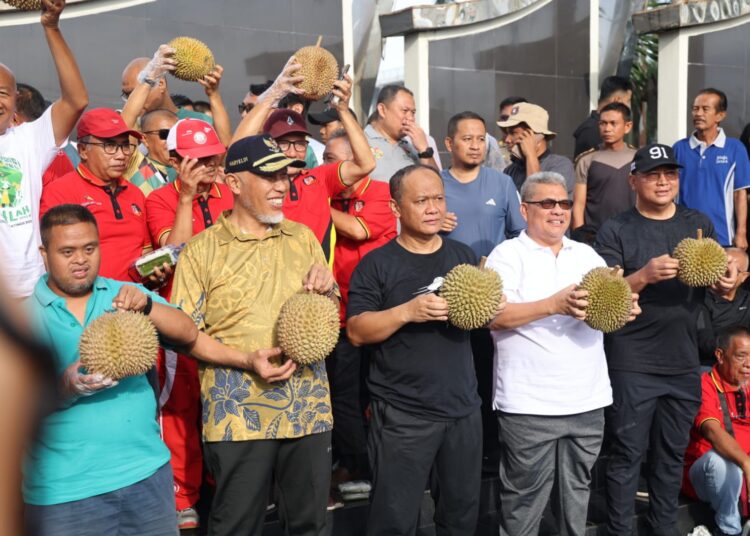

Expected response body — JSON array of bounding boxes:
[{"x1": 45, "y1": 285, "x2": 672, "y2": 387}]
[
  {"x1": 121, "y1": 57, "x2": 170, "y2": 116},
  {"x1": 728, "y1": 247, "x2": 749, "y2": 272},
  {"x1": 0, "y1": 63, "x2": 18, "y2": 135},
  {"x1": 122, "y1": 58, "x2": 149, "y2": 83}
]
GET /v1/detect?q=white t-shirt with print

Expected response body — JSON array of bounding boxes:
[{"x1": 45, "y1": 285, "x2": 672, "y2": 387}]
[{"x1": 0, "y1": 108, "x2": 61, "y2": 298}]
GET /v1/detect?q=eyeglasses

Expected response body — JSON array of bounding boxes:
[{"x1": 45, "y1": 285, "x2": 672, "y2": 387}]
[
  {"x1": 524, "y1": 198, "x2": 573, "y2": 210},
  {"x1": 80, "y1": 141, "x2": 137, "y2": 155},
  {"x1": 637, "y1": 170, "x2": 679, "y2": 182},
  {"x1": 238, "y1": 103, "x2": 254, "y2": 114},
  {"x1": 276, "y1": 139, "x2": 309, "y2": 152},
  {"x1": 143, "y1": 129, "x2": 170, "y2": 140}
]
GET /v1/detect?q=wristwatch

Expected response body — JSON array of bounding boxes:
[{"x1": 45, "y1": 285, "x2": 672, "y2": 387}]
[{"x1": 416, "y1": 147, "x2": 434, "y2": 159}]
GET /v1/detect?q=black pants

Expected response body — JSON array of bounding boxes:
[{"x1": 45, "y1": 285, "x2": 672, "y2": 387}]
[
  {"x1": 203, "y1": 432, "x2": 331, "y2": 536},
  {"x1": 367, "y1": 400, "x2": 482, "y2": 536},
  {"x1": 327, "y1": 329, "x2": 369, "y2": 474},
  {"x1": 605, "y1": 370, "x2": 701, "y2": 536},
  {"x1": 470, "y1": 328, "x2": 498, "y2": 457}
]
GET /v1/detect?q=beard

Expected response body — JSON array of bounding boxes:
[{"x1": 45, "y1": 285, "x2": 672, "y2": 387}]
[
  {"x1": 257, "y1": 212, "x2": 284, "y2": 225},
  {"x1": 51, "y1": 274, "x2": 95, "y2": 297}
]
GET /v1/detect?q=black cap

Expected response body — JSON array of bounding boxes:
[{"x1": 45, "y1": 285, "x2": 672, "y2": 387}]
[
  {"x1": 308, "y1": 107, "x2": 357, "y2": 126},
  {"x1": 224, "y1": 134, "x2": 306, "y2": 176},
  {"x1": 631, "y1": 143, "x2": 683, "y2": 173}
]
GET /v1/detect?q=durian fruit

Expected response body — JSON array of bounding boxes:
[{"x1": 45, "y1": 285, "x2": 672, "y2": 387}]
[
  {"x1": 440, "y1": 264, "x2": 503, "y2": 330},
  {"x1": 167, "y1": 37, "x2": 215, "y2": 82},
  {"x1": 276, "y1": 292, "x2": 339, "y2": 365},
  {"x1": 673, "y1": 229, "x2": 727, "y2": 287},
  {"x1": 579, "y1": 267, "x2": 632, "y2": 333},
  {"x1": 293, "y1": 44, "x2": 339, "y2": 101},
  {"x1": 2, "y1": 0, "x2": 41, "y2": 9},
  {"x1": 79, "y1": 311, "x2": 159, "y2": 380}
]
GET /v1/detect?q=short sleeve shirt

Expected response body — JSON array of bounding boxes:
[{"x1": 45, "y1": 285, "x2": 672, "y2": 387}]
[
  {"x1": 674, "y1": 129, "x2": 750, "y2": 246},
  {"x1": 0, "y1": 107, "x2": 62, "y2": 297},
  {"x1": 504, "y1": 151, "x2": 575, "y2": 197},
  {"x1": 170, "y1": 214, "x2": 334, "y2": 442},
  {"x1": 24, "y1": 276, "x2": 171, "y2": 506},
  {"x1": 365, "y1": 124, "x2": 420, "y2": 183},
  {"x1": 40, "y1": 165, "x2": 151, "y2": 282}
]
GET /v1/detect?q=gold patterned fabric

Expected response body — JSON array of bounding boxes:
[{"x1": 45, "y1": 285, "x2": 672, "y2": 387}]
[{"x1": 171, "y1": 212, "x2": 334, "y2": 442}]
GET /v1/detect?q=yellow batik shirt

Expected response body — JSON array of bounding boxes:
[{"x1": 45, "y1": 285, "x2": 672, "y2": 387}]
[{"x1": 171, "y1": 212, "x2": 334, "y2": 442}]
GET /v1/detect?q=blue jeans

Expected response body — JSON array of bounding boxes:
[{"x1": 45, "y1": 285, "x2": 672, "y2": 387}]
[
  {"x1": 25, "y1": 463, "x2": 177, "y2": 536},
  {"x1": 689, "y1": 449, "x2": 743, "y2": 535}
]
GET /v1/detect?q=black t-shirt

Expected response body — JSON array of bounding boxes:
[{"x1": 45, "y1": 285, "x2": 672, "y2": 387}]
[
  {"x1": 346, "y1": 237, "x2": 481, "y2": 420},
  {"x1": 594, "y1": 205, "x2": 714, "y2": 374},
  {"x1": 573, "y1": 111, "x2": 601, "y2": 159},
  {"x1": 697, "y1": 289, "x2": 750, "y2": 365}
]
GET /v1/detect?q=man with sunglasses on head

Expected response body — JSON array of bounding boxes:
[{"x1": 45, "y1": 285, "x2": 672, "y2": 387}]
[
  {"x1": 128, "y1": 109, "x2": 179, "y2": 197},
  {"x1": 486, "y1": 171, "x2": 638, "y2": 535},
  {"x1": 40, "y1": 108, "x2": 151, "y2": 283},
  {"x1": 682, "y1": 326, "x2": 750, "y2": 536},
  {"x1": 595, "y1": 143, "x2": 738, "y2": 535}
]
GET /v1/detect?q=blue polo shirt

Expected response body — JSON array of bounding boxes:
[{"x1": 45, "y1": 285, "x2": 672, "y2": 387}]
[
  {"x1": 24, "y1": 276, "x2": 171, "y2": 506},
  {"x1": 674, "y1": 129, "x2": 750, "y2": 246},
  {"x1": 440, "y1": 166, "x2": 526, "y2": 257}
]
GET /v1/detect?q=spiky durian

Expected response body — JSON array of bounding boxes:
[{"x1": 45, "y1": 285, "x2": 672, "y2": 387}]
[
  {"x1": 579, "y1": 266, "x2": 632, "y2": 333},
  {"x1": 440, "y1": 264, "x2": 503, "y2": 330},
  {"x1": 673, "y1": 229, "x2": 727, "y2": 287},
  {"x1": 276, "y1": 292, "x2": 339, "y2": 365},
  {"x1": 168, "y1": 36, "x2": 215, "y2": 82},
  {"x1": 79, "y1": 311, "x2": 159, "y2": 380},
  {"x1": 293, "y1": 45, "x2": 339, "y2": 101},
  {"x1": 2, "y1": 0, "x2": 41, "y2": 10}
]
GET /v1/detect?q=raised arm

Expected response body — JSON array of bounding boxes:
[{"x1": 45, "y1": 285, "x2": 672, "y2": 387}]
[
  {"x1": 42, "y1": 0, "x2": 88, "y2": 146},
  {"x1": 199, "y1": 65, "x2": 232, "y2": 147},
  {"x1": 334, "y1": 74, "x2": 376, "y2": 186},
  {"x1": 120, "y1": 45, "x2": 176, "y2": 128}
]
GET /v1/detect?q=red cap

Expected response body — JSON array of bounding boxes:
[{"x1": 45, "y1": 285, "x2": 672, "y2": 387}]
[
  {"x1": 166, "y1": 118, "x2": 226, "y2": 159},
  {"x1": 77, "y1": 108, "x2": 142, "y2": 140},
  {"x1": 263, "y1": 109, "x2": 310, "y2": 139}
]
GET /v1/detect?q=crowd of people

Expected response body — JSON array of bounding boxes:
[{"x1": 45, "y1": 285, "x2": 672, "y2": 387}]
[{"x1": 4, "y1": 2, "x2": 750, "y2": 536}]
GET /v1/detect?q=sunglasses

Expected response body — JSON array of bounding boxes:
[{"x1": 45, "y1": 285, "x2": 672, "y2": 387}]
[
  {"x1": 143, "y1": 129, "x2": 170, "y2": 140},
  {"x1": 524, "y1": 198, "x2": 573, "y2": 210},
  {"x1": 238, "y1": 103, "x2": 255, "y2": 114}
]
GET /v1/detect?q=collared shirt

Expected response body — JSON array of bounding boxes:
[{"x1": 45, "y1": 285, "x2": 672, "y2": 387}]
[
  {"x1": 674, "y1": 128, "x2": 750, "y2": 246},
  {"x1": 365, "y1": 123, "x2": 420, "y2": 183},
  {"x1": 129, "y1": 156, "x2": 178, "y2": 197},
  {"x1": 503, "y1": 150, "x2": 575, "y2": 197},
  {"x1": 40, "y1": 164, "x2": 151, "y2": 282},
  {"x1": 170, "y1": 213, "x2": 334, "y2": 442},
  {"x1": 24, "y1": 276, "x2": 171, "y2": 506},
  {"x1": 682, "y1": 367, "x2": 750, "y2": 499},
  {"x1": 486, "y1": 231, "x2": 612, "y2": 415},
  {"x1": 331, "y1": 178, "x2": 397, "y2": 324}
]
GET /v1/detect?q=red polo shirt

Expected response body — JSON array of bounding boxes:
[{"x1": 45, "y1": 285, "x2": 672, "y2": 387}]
[
  {"x1": 331, "y1": 177, "x2": 397, "y2": 324},
  {"x1": 40, "y1": 164, "x2": 151, "y2": 282},
  {"x1": 145, "y1": 180, "x2": 234, "y2": 246},
  {"x1": 682, "y1": 367, "x2": 750, "y2": 499},
  {"x1": 284, "y1": 161, "x2": 347, "y2": 263}
]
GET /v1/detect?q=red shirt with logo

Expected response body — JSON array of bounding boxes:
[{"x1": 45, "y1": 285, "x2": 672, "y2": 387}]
[
  {"x1": 40, "y1": 164, "x2": 151, "y2": 282},
  {"x1": 283, "y1": 161, "x2": 347, "y2": 262},
  {"x1": 331, "y1": 177, "x2": 397, "y2": 324},
  {"x1": 682, "y1": 367, "x2": 750, "y2": 498}
]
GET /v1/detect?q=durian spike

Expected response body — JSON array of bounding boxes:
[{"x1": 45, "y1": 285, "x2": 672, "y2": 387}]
[
  {"x1": 697, "y1": 228, "x2": 703, "y2": 240},
  {"x1": 315, "y1": 35, "x2": 323, "y2": 47}
]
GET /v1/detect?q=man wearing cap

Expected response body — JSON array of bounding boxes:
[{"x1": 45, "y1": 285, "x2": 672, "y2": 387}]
[
  {"x1": 498, "y1": 102, "x2": 575, "y2": 197},
  {"x1": 673, "y1": 88, "x2": 750, "y2": 249},
  {"x1": 0, "y1": 0, "x2": 88, "y2": 299},
  {"x1": 40, "y1": 108, "x2": 152, "y2": 283},
  {"x1": 170, "y1": 133, "x2": 338, "y2": 535},
  {"x1": 144, "y1": 117, "x2": 231, "y2": 530},
  {"x1": 128, "y1": 109, "x2": 179, "y2": 197},
  {"x1": 595, "y1": 143, "x2": 738, "y2": 535},
  {"x1": 309, "y1": 107, "x2": 357, "y2": 145}
]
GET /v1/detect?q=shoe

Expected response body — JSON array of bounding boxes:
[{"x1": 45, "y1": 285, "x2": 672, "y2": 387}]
[{"x1": 177, "y1": 507, "x2": 199, "y2": 530}]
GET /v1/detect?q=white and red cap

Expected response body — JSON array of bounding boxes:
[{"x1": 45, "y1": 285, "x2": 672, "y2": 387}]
[{"x1": 166, "y1": 118, "x2": 226, "y2": 159}]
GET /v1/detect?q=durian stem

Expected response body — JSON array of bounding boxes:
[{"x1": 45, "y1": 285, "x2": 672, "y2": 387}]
[
  {"x1": 315, "y1": 35, "x2": 323, "y2": 47},
  {"x1": 478, "y1": 256, "x2": 487, "y2": 270},
  {"x1": 697, "y1": 228, "x2": 703, "y2": 240}
]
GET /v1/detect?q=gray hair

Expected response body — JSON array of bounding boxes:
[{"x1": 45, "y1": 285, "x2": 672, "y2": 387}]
[{"x1": 520, "y1": 171, "x2": 568, "y2": 201}]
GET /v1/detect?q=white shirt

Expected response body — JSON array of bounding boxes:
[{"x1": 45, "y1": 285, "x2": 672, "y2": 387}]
[
  {"x1": 0, "y1": 108, "x2": 61, "y2": 298},
  {"x1": 486, "y1": 231, "x2": 613, "y2": 416}
]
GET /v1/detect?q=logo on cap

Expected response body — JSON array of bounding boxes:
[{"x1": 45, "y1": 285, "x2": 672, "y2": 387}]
[
  {"x1": 193, "y1": 131, "x2": 208, "y2": 145},
  {"x1": 287, "y1": 116, "x2": 295, "y2": 125},
  {"x1": 264, "y1": 137, "x2": 280, "y2": 152}
]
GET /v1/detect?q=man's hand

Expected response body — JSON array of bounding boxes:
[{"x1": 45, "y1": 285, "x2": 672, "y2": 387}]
[
  {"x1": 641, "y1": 254, "x2": 680, "y2": 285},
  {"x1": 178, "y1": 157, "x2": 211, "y2": 200},
  {"x1": 138, "y1": 44, "x2": 176, "y2": 84},
  {"x1": 515, "y1": 128, "x2": 538, "y2": 159},
  {"x1": 711, "y1": 256, "x2": 739, "y2": 296},
  {"x1": 243, "y1": 347, "x2": 296, "y2": 383},
  {"x1": 258, "y1": 56, "x2": 304, "y2": 108},
  {"x1": 403, "y1": 293, "x2": 449, "y2": 323},
  {"x1": 489, "y1": 294, "x2": 508, "y2": 324},
  {"x1": 60, "y1": 360, "x2": 117, "y2": 399},
  {"x1": 331, "y1": 74, "x2": 353, "y2": 110},
  {"x1": 628, "y1": 293, "x2": 641, "y2": 322},
  {"x1": 199, "y1": 65, "x2": 223, "y2": 97},
  {"x1": 302, "y1": 264, "x2": 335, "y2": 295},
  {"x1": 144, "y1": 262, "x2": 173, "y2": 289},
  {"x1": 734, "y1": 233, "x2": 748, "y2": 251},
  {"x1": 549, "y1": 284, "x2": 588, "y2": 320},
  {"x1": 441, "y1": 212, "x2": 458, "y2": 233},
  {"x1": 40, "y1": 0, "x2": 64, "y2": 29},
  {"x1": 112, "y1": 285, "x2": 150, "y2": 313},
  {"x1": 402, "y1": 120, "x2": 430, "y2": 154}
]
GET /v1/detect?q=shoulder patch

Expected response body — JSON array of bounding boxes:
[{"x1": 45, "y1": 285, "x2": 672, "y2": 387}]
[{"x1": 573, "y1": 147, "x2": 597, "y2": 166}]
